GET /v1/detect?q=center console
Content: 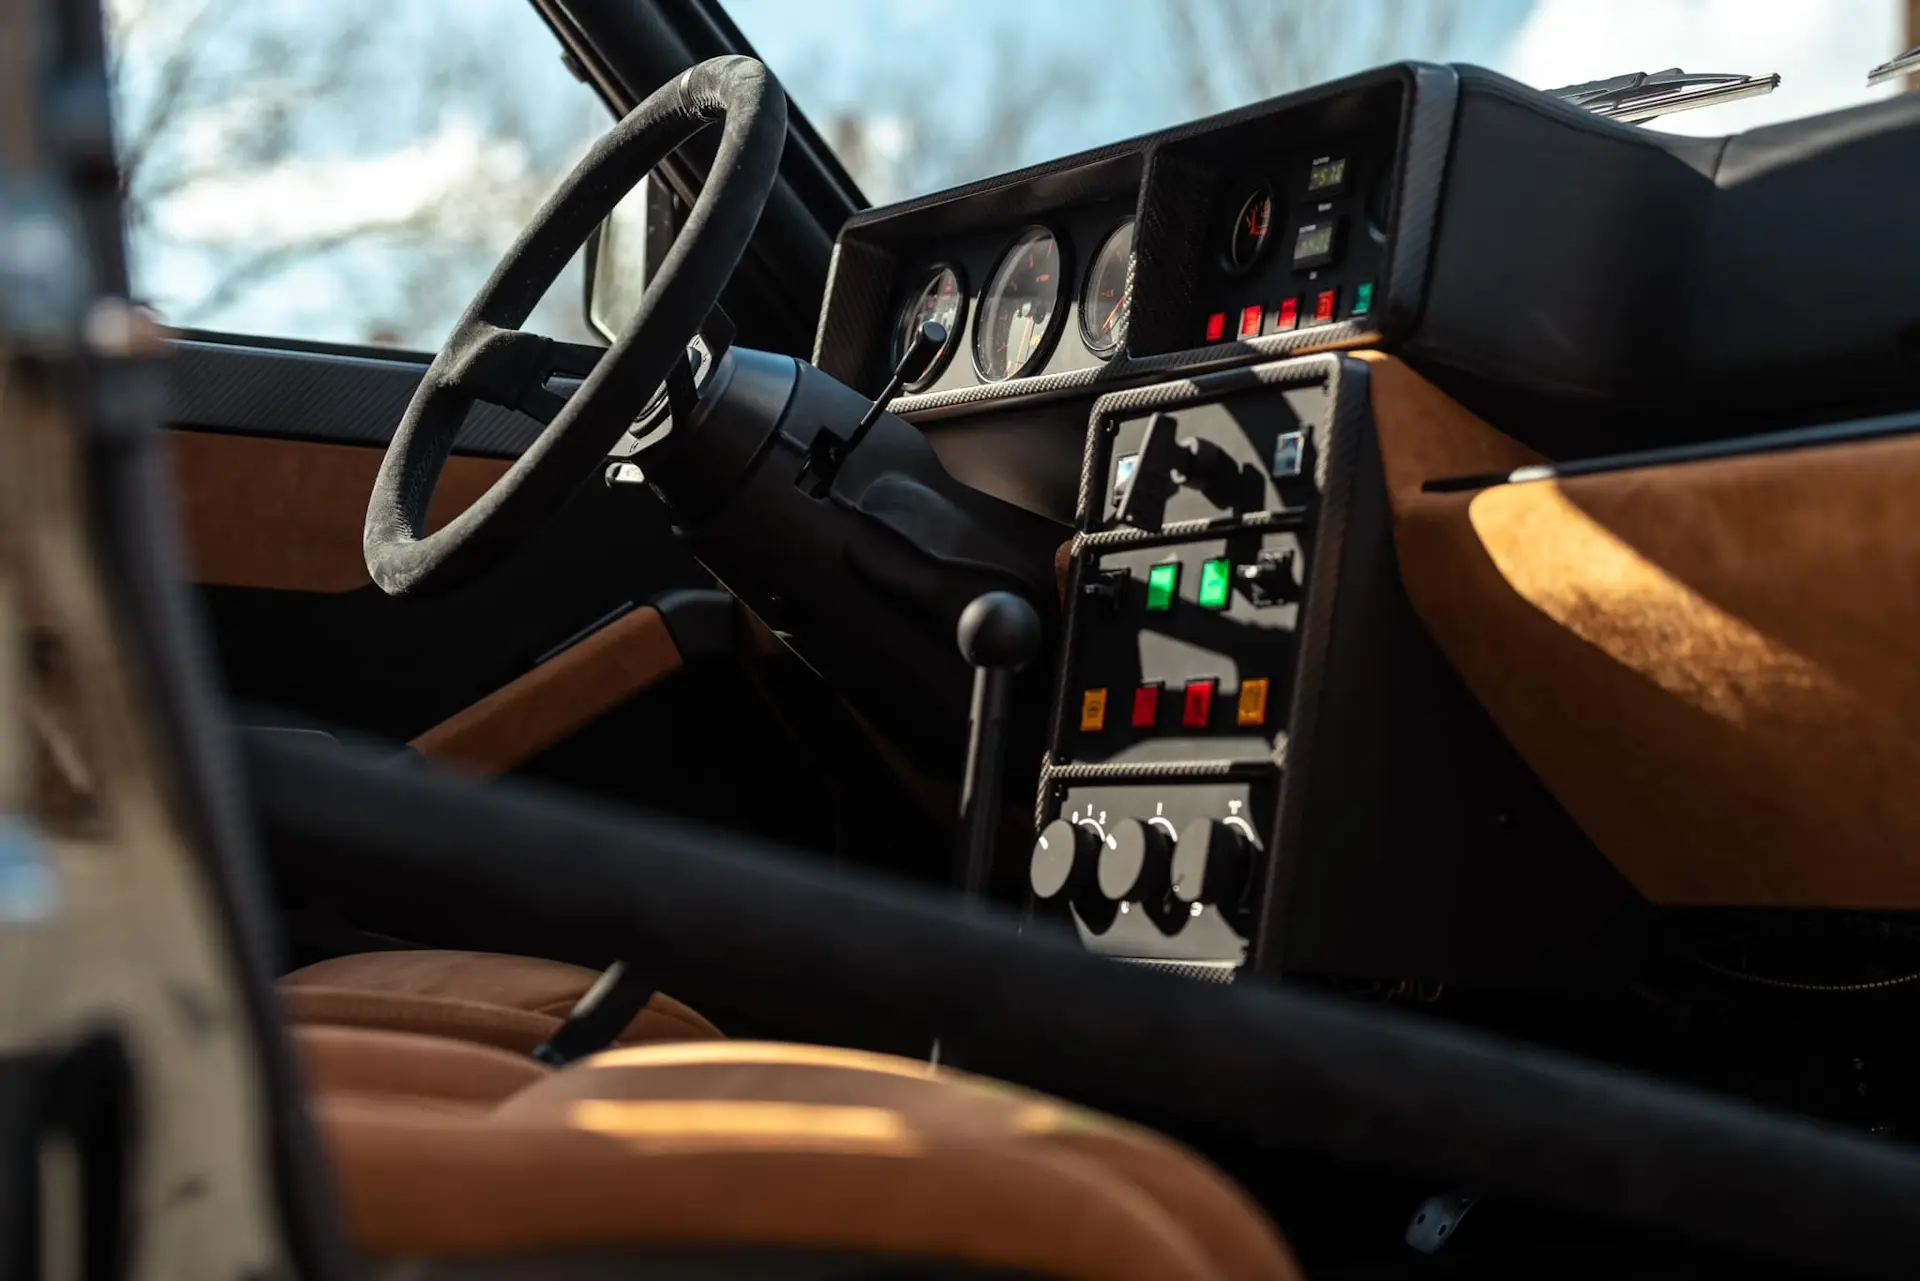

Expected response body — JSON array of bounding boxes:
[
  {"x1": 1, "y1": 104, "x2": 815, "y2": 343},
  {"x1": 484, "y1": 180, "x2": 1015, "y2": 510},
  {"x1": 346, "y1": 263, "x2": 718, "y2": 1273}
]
[
  {"x1": 1031, "y1": 353, "x2": 1642, "y2": 986},
  {"x1": 791, "y1": 59, "x2": 1755, "y2": 987}
]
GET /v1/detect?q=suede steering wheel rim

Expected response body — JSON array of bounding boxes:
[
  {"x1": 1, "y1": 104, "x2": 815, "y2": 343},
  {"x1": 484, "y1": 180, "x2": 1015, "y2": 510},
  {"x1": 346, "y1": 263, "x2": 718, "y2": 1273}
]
[{"x1": 363, "y1": 56, "x2": 786, "y2": 597}]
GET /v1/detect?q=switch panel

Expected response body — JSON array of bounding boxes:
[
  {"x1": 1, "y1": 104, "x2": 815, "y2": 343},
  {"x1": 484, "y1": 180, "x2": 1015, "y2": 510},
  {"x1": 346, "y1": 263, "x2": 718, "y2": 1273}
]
[
  {"x1": 1105, "y1": 388, "x2": 1321, "y2": 528},
  {"x1": 1038, "y1": 356, "x2": 1350, "y2": 971},
  {"x1": 1033, "y1": 779, "x2": 1273, "y2": 971}
]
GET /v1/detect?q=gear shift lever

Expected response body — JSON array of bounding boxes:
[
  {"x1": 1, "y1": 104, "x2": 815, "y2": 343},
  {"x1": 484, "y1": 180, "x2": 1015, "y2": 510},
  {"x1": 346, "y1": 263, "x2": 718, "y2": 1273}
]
[{"x1": 954, "y1": 590, "x2": 1043, "y2": 904}]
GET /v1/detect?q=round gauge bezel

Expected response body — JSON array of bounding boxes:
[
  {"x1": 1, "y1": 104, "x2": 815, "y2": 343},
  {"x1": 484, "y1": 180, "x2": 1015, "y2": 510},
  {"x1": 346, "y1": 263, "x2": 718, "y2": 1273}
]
[
  {"x1": 1221, "y1": 182, "x2": 1275, "y2": 276},
  {"x1": 893, "y1": 263, "x2": 968, "y2": 392},
  {"x1": 1078, "y1": 218, "x2": 1135, "y2": 360},
  {"x1": 971, "y1": 224, "x2": 1072, "y2": 383}
]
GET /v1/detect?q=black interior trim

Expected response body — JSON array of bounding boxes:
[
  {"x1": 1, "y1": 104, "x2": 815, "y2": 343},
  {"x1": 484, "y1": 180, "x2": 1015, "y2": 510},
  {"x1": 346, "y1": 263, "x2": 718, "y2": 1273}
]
[
  {"x1": 169, "y1": 327, "x2": 436, "y2": 364},
  {"x1": 652, "y1": 0, "x2": 865, "y2": 218},
  {"x1": 249, "y1": 729, "x2": 1920, "y2": 1281},
  {"x1": 167, "y1": 339, "x2": 548, "y2": 458},
  {"x1": 539, "y1": 0, "x2": 842, "y2": 360},
  {"x1": 1425, "y1": 405, "x2": 1920, "y2": 494}
]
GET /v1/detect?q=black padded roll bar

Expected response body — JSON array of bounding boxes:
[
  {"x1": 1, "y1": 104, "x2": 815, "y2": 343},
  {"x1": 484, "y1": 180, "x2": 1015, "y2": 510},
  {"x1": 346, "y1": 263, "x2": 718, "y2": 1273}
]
[{"x1": 247, "y1": 731, "x2": 1920, "y2": 1278}]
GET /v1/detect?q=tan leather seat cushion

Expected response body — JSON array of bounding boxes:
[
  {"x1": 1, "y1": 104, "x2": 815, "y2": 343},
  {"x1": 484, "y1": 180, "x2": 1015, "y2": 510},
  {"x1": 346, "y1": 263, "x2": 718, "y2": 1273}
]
[
  {"x1": 298, "y1": 1023, "x2": 548, "y2": 1114},
  {"x1": 303, "y1": 1029, "x2": 1300, "y2": 1281},
  {"x1": 281, "y1": 949, "x2": 720, "y2": 1053}
]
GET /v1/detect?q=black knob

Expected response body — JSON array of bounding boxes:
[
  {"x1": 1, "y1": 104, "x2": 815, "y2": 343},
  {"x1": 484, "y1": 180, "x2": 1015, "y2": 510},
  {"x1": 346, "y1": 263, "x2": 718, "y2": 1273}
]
[
  {"x1": 1098, "y1": 819, "x2": 1174, "y2": 901},
  {"x1": 957, "y1": 591, "x2": 1043, "y2": 672},
  {"x1": 1171, "y1": 819, "x2": 1255, "y2": 905},
  {"x1": 1030, "y1": 819, "x2": 1099, "y2": 901}
]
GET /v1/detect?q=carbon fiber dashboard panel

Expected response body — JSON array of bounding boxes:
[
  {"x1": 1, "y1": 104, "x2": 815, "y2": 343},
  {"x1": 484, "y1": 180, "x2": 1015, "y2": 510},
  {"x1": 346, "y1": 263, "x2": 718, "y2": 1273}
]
[{"x1": 166, "y1": 339, "x2": 548, "y2": 458}]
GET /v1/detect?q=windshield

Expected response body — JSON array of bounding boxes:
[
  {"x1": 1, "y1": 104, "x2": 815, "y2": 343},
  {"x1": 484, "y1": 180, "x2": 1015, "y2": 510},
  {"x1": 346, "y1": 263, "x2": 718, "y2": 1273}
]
[{"x1": 729, "y1": 0, "x2": 1912, "y2": 206}]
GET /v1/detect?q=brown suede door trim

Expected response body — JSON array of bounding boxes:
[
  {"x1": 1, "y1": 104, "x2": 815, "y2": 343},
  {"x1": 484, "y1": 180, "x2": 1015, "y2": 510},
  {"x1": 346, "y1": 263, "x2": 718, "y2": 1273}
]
[
  {"x1": 1361, "y1": 351, "x2": 1920, "y2": 907},
  {"x1": 167, "y1": 430, "x2": 508, "y2": 593},
  {"x1": 407, "y1": 604, "x2": 682, "y2": 776}
]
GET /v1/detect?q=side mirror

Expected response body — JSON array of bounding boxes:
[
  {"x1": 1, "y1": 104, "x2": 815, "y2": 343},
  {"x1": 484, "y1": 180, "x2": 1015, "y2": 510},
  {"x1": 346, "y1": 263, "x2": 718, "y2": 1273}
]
[{"x1": 583, "y1": 171, "x2": 685, "y2": 342}]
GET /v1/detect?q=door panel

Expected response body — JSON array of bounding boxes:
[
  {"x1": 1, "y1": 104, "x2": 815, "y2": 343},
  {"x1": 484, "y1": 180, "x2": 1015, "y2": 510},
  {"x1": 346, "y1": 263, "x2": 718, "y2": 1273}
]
[
  {"x1": 164, "y1": 337, "x2": 709, "y2": 747},
  {"x1": 171, "y1": 430, "x2": 509, "y2": 594},
  {"x1": 168, "y1": 338, "x2": 545, "y2": 457}
]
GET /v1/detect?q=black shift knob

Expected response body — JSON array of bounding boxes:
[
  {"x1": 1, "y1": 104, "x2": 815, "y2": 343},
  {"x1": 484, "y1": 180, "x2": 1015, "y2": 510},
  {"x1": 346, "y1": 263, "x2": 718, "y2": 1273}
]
[{"x1": 957, "y1": 590, "x2": 1042, "y2": 672}]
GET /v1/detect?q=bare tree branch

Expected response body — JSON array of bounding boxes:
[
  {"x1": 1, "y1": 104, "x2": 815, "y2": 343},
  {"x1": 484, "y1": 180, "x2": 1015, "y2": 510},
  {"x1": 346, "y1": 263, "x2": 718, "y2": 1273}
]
[{"x1": 108, "y1": 0, "x2": 607, "y2": 345}]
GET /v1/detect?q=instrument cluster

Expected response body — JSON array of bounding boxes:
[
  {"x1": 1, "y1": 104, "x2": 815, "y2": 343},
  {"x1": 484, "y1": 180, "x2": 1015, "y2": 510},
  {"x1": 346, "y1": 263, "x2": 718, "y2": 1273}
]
[
  {"x1": 826, "y1": 67, "x2": 1421, "y2": 411},
  {"x1": 1192, "y1": 144, "x2": 1392, "y2": 348},
  {"x1": 886, "y1": 204, "x2": 1138, "y2": 397}
]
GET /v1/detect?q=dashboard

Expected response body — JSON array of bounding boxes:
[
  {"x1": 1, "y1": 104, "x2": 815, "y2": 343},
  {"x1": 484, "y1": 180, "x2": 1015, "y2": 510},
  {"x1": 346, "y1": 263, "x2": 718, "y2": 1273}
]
[
  {"x1": 797, "y1": 62, "x2": 1920, "y2": 984},
  {"x1": 814, "y1": 69, "x2": 1424, "y2": 429}
]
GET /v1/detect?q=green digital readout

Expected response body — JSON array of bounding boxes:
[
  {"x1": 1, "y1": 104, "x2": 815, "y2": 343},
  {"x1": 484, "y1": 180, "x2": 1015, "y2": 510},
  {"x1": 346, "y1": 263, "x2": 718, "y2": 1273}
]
[
  {"x1": 1292, "y1": 223, "x2": 1336, "y2": 268},
  {"x1": 1197, "y1": 558, "x2": 1233, "y2": 609},
  {"x1": 1307, "y1": 156, "x2": 1348, "y2": 193},
  {"x1": 1145, "y1": 562, "x2": 1180, "y2": 612}
]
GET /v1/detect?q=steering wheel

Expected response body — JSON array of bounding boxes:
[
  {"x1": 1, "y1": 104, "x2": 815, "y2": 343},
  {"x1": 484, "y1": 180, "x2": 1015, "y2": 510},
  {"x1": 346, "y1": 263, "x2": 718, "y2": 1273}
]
[{"x1": 363, "y1": 56, "x2": 786, "y2": 597}]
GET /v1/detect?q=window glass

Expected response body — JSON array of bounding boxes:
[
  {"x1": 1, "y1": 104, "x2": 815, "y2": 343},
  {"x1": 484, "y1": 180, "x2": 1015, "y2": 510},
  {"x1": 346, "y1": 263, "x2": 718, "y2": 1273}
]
[
  {"x1": 108, "y1": 0, "x2": 610, "y2": 348},
  {"x1": 728, "y1": 0, "x2": 1910, "y2": 207}
]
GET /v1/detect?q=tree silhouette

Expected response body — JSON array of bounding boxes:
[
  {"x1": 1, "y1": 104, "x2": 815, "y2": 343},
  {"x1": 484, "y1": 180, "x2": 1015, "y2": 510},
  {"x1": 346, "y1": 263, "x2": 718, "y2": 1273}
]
[{"x1": 108, "y1": 0, "x2": 606, "y2": 347}]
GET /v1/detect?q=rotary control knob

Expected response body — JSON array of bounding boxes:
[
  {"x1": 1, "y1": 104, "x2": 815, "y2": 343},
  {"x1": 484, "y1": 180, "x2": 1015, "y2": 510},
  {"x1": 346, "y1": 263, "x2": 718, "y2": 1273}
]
[
  {"x1": 1171, "y1": 819, "x2": 1255, "y2": 906},
  {"x1": 1097, "y1": 818, "x2": 1174, "y2": 902},
  {"x1": 1030, "y1": 819, "x2": 1099, "y2": 901}
]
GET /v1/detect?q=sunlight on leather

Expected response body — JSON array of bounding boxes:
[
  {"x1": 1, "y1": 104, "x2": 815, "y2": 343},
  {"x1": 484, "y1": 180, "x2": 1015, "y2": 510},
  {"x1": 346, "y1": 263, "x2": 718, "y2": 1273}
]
[
  {"x1": 1468, "y1": 481, "x2": 1843, "y2": 728},
  {"x1": 590, "y1": 1040, "x2": 943, "y2": 1079},
  {"x1": 567, "y1": 1100, "x2": 920, "y2": 1154}
]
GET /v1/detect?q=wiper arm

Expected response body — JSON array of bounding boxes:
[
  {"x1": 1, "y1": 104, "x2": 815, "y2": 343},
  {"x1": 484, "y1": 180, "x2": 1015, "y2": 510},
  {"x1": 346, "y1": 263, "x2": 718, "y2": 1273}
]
[
  {"x1": 1866, "y1": 46, "x2": 1920, "y2": 87},
  {"x1": 1546, "y1": 68, "x2": 1780, "y2": 124}
]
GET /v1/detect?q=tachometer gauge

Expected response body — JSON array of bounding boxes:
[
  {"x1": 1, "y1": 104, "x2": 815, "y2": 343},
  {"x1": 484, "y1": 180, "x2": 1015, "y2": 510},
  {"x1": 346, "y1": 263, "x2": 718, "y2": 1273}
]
[
  {"x1": 1225, "y1": 183, "x2": 1274, "y2": 274},
  {"x1": 1079, "y1": 219, "x2": 1134, "y2": 359},
  {"x1": 894, "y1": 264, "x2": 966, "y2": 390},
  {"x1": 973, "y1": 226, "x2": 1066, "y2": 382}
]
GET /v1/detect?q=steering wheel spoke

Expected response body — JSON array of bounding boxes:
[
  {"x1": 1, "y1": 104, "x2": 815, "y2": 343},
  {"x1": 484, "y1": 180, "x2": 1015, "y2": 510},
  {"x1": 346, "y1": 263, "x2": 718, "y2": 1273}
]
[
  {"x1": 518, "y1": 340, "x2": 612, "y2": 424},
  {"x1": 441, "y1": 326, "x2": 612, "y2": 426},
  {"x1": 443, "y1": 323, "x2": 551, "y2": 405}
]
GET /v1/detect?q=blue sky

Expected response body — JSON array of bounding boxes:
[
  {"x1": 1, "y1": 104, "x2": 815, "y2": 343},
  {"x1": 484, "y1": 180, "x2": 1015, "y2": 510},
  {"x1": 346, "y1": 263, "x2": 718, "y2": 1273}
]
[
  {"x1": 113, "y1": 0, "x2": 1910, "y2": 347},
  {"x1": 732, "y1": 0, "x2": 1907, "y2": 201}
]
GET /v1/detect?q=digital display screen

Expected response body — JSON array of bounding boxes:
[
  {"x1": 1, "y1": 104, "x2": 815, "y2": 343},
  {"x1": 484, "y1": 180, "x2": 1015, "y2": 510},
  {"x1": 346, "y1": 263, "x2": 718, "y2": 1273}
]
[
  {"x1": 1292, "y1": 223, "x2": 1336, "y2": 267},
  {"x1": 1307, "y1": 157, "x2": 1348, "y2": 193}
]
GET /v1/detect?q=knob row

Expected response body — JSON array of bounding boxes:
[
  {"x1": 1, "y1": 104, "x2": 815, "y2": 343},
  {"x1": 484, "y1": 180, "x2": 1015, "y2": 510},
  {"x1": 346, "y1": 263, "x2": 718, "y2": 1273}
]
[{"x1": 1031, "y1": 816, "x2": 1253, "y2": 907}]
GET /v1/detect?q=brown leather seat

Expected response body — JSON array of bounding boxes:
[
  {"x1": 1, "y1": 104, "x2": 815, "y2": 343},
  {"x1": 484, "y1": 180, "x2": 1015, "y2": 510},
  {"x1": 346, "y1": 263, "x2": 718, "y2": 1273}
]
[
  {"x1": 281, "y1": 949, "x2": 721, "y2": 1053},
  {"x1": 297, "y1": 1024, "x2": 1302, "y2": 1280}
]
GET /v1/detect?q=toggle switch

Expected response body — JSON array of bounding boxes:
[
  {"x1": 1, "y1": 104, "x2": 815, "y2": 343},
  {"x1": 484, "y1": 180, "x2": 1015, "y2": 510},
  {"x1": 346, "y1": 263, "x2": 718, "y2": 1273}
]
[{"x1": 1236, "y1": 548, "x2": 1298, "y2": 606}]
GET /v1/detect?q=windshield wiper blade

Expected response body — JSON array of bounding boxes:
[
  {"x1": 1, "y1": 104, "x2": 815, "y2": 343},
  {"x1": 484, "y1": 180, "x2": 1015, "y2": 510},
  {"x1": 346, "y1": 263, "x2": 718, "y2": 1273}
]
[
  {"x1": 1867, "y1": 46, "x2": 1920, "y2": 86},
  {"x1": 1546, "y1": 68, "x2": 1781, "y2": 124}
]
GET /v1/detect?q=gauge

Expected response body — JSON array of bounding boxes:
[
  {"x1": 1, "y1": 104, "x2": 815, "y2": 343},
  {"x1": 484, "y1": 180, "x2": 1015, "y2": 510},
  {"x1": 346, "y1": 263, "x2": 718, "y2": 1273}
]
[
  {"x1": 973, "y1": 226, "x2": 1066, "y2": 382},
  {"x1": 1224, "y1": 183, "x2": 1274, "y2": 274},
  {"x1": 893, "y1": 264, "x2": 966, "y2": 390},
  {"x1": 1079, "y1": 219, "x2": 1134, "y2": 359}
]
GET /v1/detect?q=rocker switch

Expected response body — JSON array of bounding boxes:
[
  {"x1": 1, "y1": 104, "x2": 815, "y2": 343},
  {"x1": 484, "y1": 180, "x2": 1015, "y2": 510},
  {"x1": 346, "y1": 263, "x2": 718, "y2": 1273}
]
[
  {"x1": 1237, "y1": 548, "x2": 1299, "y2": 606},
  {"x1": 1080, "y1": 569, "x2": 1126, "y2": 612}
]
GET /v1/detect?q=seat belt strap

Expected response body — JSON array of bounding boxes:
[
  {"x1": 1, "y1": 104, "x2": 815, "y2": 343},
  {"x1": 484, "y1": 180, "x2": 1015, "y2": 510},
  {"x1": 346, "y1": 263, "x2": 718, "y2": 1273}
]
[{"x1": 530, "y1": 960, "x2": 656, "y2": 1067}]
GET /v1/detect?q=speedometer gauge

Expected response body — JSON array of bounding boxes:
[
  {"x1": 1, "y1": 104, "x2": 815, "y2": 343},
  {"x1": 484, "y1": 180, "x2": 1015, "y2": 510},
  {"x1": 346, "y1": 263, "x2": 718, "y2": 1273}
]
[
  {"x1": 1079, "y1": 219, "x2": 1133, "y2": 359},
  {"x1": 973, "y1": 226, "x2": 1066, "y2": 382},
  {"x1": 894, "y1": 264, "x2": 965, "y2": 390}
]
